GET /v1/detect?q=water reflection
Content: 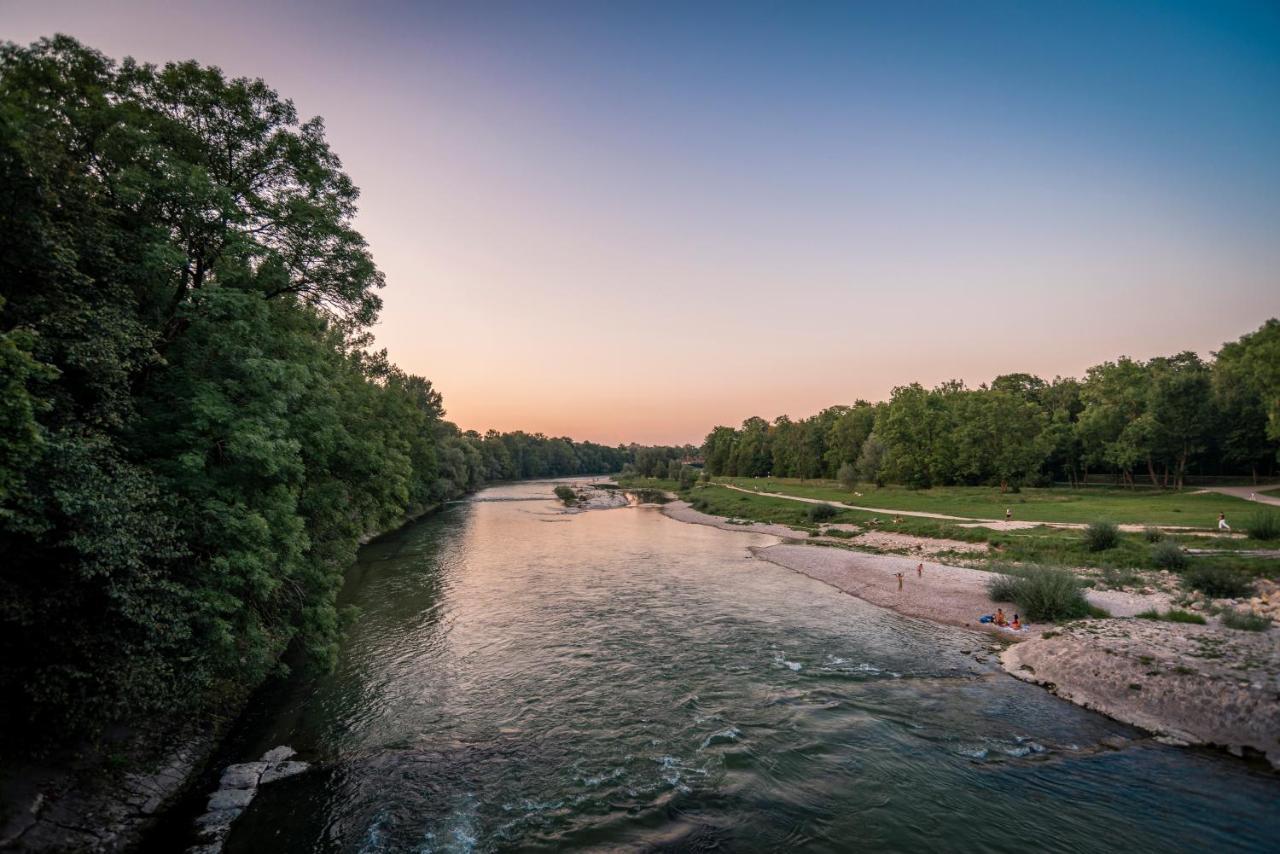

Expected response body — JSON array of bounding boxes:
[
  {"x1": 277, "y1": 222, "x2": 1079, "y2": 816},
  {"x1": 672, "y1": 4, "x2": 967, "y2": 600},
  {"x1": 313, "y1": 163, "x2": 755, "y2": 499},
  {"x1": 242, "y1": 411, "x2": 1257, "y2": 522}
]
[{"x1": 220, "y1": 479, "x2": 1278, "y2": 852}]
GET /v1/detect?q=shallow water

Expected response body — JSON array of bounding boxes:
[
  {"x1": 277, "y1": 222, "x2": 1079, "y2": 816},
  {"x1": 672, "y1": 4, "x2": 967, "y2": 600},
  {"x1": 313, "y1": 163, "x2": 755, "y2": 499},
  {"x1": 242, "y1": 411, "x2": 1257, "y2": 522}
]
[{"x1": 217, "y1": 479, "x2": 1278, "y2": 852}]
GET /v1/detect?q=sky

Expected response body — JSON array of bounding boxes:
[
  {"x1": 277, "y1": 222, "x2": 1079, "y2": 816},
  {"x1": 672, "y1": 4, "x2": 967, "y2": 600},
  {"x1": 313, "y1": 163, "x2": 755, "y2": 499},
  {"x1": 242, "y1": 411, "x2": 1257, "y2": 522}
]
[{"x1": 3, "y1": 1, "x2": 1279, "y2": 445}]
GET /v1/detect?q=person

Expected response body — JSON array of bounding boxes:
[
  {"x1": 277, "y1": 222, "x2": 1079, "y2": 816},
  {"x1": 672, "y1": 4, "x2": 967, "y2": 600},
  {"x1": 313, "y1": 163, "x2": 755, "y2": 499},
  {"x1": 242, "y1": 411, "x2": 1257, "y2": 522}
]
[
  {"x1": 917, "y1": 562, "x2": 923, "y2": 578},
  {"x1": 1219, "y1": 512, "x2": 1231, "y2": 532},
  {"x1": 895, "y1": 572, "x2": 904, "y2": 590},
  {"x1": 995, "y1": 608, "x2": 1006, "y2": 626},
  {"x1": 1005, "y1": 508, "x2": 1012, "y2": 522},
  {"x1": 1011, "y1": 614, "x2": 1022, "y2": 630}
]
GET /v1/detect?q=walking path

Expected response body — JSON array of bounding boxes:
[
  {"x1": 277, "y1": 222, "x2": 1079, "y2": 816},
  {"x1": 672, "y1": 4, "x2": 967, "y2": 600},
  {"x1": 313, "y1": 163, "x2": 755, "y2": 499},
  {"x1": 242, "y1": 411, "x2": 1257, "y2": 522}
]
[{"x1": 1192, "y1": 484, "x2": 1280, "y2": 508}]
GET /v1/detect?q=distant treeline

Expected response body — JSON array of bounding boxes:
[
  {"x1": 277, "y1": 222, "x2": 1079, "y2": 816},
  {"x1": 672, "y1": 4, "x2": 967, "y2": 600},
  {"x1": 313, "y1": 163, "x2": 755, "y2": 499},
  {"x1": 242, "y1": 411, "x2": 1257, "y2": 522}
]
[
  {"x1": 703, "y1": 322, "x2": 1280, "y2": 490},
  {"x1": 0, "y1": 38, "x2": 673, "y2": 745}
]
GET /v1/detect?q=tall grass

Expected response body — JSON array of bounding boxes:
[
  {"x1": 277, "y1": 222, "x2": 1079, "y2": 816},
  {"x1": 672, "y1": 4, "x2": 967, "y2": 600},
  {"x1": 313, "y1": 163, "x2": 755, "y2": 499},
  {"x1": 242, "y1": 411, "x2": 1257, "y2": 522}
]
[
  {"x1": 1183, "y1": 565, "x2": 1252, "y2": 598},
  {"x1": 807, "y1": 503, "x2": 838, "y2": 522},
  {"x1": 1220, "y1": 609, "x2": 1271, "y2": 631},
  {"x1": 1151, "y1": 539, "x2": 1187, "y2": 570},
  {"x1": 986, "y1": 565, "x2": 1092, "y2": 622},
  {"x1": 1136, "y1": 608, "x2": 1206, "y2": 625},
  {"x1": 1247, "y1": 511, "x2": 1280, "y2": 542},
  {"x1": 1084, "y1": 521, "x2": 1120, "y2": 551}
]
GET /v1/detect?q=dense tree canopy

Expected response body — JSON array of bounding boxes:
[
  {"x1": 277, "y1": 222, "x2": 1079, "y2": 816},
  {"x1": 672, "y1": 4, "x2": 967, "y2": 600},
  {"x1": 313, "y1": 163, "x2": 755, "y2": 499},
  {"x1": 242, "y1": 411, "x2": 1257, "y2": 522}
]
[
  {"x1": 702, "y1": 324, "x2": 1280, "y2": 490},
  {"x1": 0, "y1": 37, "x2": 664, "y2": 747}
]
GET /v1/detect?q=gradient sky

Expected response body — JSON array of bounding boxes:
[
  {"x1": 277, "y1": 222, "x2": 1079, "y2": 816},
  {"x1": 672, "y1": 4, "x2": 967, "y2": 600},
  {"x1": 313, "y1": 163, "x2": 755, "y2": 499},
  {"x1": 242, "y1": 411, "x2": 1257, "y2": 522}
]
[{"x1": 4, "y1": 1, "x2": 1279, "y2": 444}]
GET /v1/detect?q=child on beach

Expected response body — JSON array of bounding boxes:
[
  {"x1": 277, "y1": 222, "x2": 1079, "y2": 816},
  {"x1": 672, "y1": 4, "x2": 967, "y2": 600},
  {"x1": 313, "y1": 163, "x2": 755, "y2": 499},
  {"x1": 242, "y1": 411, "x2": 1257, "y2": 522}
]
[{"x1": 1011, "y1": 614, "x2": 1021, "y2": 630}]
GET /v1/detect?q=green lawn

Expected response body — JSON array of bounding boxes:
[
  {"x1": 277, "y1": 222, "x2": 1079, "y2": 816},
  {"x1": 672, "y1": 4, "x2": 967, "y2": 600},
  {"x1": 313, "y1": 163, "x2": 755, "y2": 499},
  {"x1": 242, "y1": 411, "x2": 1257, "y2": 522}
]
[
  {"x1": 685, "y1": 484, "x2": 1276, "y2": 581},
  {"x1": 711, "y1": 477, "x2": 1254, "y2": 527}
]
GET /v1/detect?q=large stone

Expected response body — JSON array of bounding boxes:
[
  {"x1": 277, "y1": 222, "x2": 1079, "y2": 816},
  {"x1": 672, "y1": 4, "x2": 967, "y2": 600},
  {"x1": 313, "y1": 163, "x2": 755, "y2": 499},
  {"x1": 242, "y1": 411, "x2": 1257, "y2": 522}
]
[
  {"x1": 207, "y1": 786, "x2": 255, "y2": 812},
  {"x1": 219, "y1": 761, "x2": 268, "y2": 790},
  {"x1": 259, "y1": 760, "x2": 309, "y2": 785},
  {"x1": 195, "y1": 807, "x2": 242, "y2": 833},
  {"x1": 260, "y1": 745, "x2": 296, "y2": 764}
]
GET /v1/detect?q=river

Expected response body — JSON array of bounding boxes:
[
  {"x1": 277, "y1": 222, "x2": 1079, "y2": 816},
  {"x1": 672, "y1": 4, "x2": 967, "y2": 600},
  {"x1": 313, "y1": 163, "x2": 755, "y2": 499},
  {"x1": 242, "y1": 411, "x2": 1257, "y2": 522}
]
[{"x1": 202, "y1": 479, "x2": 1278, "y2": 852}]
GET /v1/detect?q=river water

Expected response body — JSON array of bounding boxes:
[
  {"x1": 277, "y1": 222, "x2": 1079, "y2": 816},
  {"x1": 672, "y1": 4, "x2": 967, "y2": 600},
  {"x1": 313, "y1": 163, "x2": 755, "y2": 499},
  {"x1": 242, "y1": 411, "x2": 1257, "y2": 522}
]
[{"x1": 214, "y1": 479, "x2": 1278, "y2": 852}]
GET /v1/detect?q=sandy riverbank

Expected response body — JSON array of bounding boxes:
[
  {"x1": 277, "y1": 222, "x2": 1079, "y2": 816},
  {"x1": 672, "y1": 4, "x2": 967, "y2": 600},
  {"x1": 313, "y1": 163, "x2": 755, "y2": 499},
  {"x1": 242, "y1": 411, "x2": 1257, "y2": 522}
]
[{"x1": 660, "y1": 499, "x2": 1280, "y2": 768}]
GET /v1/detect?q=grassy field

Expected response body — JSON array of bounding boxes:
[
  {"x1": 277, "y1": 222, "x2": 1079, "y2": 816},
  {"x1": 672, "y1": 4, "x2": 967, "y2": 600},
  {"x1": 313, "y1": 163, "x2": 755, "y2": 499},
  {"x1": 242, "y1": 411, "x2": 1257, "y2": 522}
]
[
  {"x1": 671, "y1": 483, "x2": 1274, "y2": 580},
  {"x1": 711, "y1": 476, "x2": 1254, "y2": 527}
]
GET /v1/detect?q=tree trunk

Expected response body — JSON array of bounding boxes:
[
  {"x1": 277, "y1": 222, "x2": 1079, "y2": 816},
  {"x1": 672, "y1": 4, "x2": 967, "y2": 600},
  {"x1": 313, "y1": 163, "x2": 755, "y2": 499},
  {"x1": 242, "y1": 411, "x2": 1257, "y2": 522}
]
[{"x1": 1146, "y1": 458, "x2": 1160, "y2": 488}]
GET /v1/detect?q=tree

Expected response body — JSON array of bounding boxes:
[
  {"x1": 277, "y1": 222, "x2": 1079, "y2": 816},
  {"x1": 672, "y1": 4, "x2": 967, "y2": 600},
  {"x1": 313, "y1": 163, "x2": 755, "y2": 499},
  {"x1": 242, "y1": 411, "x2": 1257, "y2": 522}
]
[
  {"x1": 1215, "y1": 320, "x2": 1280, "y2": 468},
  {"x1": 1145, "y1": 353, "x2": 1213, "y2": 488},
  {"x1": 856, "y1": 433, "x2": 887, "y2": 486}
]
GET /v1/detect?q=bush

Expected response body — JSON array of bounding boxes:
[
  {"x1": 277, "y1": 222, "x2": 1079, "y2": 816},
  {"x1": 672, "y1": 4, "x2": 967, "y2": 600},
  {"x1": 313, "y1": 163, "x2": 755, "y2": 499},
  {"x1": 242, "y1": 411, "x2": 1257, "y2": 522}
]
[
  {"x1": 986, "y1": 573, "x2": 1021, "y2": 603},
  {"x1": 985, "y1": 565, "x2": 1091, "y2": 622},
  {"x1": 1182, "y1": 565, "x2": 1252, "y2": 599},
  {"x1": 553, "y1": 485, "x2": 577, "y2": 505},
  {"x1": 1150, "y1": 540, "x2": 1187, "y2": 570},
  {"x1": 807, "y1": 503, "x2": 838, "y2": 522},
  {"x1": 1142, "y1": 526, "x2": 1163, "y2": 543},
  {"x1": 1084, "y1": 521, "x2": 1120, "y2": 552},
  {"x1": 1220, "y1": 609, "x2": 1272, "y2": 632},
  {"x1": 1136, "y1": 609, "x2": 1206, "y2": 624},
  {"x1": 1247, "y1": 511, "x2": 1280, "y2": 542}
]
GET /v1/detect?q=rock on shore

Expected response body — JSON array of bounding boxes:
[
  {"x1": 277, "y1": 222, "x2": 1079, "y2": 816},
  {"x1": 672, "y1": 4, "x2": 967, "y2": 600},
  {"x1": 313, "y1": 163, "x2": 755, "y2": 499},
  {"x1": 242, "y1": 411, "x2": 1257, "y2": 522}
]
[
  {"x1": 1002, "y1": 620, "x2": 1280, "y2": 768},
  {"x1": 186, "y1": 746, "x2": 309, "y2": 853}
]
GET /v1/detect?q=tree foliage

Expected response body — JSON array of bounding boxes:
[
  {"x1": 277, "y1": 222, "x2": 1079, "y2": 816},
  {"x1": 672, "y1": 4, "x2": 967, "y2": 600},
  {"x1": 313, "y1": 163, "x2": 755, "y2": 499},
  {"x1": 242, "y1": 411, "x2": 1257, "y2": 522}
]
[
  {"x1": 0, "y1": 37, "x2": 664, "y2": 746},
  {"x1": 701, "y1": 326, "x2": 1279, "y2": 488}
]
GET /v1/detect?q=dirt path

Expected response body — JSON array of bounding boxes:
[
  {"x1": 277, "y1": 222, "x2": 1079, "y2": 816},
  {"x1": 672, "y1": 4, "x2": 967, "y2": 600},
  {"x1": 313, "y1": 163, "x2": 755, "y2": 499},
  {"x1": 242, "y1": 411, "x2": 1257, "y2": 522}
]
[{"x1": 1192, "y1": 483, "x2": 1280, "y2": 508}]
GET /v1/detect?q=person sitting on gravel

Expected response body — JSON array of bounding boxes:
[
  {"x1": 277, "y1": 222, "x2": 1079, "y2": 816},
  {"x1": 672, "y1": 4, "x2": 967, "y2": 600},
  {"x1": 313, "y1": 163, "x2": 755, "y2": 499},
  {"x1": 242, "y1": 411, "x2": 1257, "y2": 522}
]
[
  {"x1": 1011, "y1": 614, "x2": 1022, "y2": 630},
  {"x1": 995, "y1": 608, "x2": 1007, "y2": 627}
]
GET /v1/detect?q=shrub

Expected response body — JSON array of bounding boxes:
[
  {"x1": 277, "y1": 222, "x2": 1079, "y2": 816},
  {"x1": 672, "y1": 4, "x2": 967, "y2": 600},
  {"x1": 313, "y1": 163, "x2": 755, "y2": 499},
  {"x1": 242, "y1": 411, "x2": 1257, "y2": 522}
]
[
  {"x1": 1220, "y1": 609, "x2": 1272, "y2": 632},
  {"x1": 1182, "y1": 565, "x2": 1252, "y2": 599},
  {"x1": 1150, "y1": 540, "x2": 1187, "y2": 570},
  {"x1": 836, "y1": 462, "x2": 858, "y2": 490},
  {"x1": 678, "y1": 466, "x2": 697, "y2": 490},
  {"x1": 1135, "y1": 608, "x2": 1206, "y2": 625},
  {"x1": 1142, "y1": 526, "x2": 1163, "y2": 543},
  {"x1": 986, "y1": 572, "x2": 1021, "y2": 603},
  {"x1": 1084, "y1": 521, "x2": 1120, "y2": 552},
  {"x1": 1247, "y1": 511, "x2": 1280, "y2": 542},
  {"x1": 807, "y1": 503, "x2": 838, "y2": 522},
  {"x1": 985, "y1": 565, "x2": 1091, "y2": 622}
]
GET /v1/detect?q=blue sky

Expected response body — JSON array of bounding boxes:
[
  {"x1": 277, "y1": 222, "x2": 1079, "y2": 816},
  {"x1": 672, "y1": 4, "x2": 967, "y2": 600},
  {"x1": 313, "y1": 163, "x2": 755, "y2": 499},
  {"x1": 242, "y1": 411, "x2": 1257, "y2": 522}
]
[{"x1": 3, "y1": 1, "x2": 1278, "y2": 442}]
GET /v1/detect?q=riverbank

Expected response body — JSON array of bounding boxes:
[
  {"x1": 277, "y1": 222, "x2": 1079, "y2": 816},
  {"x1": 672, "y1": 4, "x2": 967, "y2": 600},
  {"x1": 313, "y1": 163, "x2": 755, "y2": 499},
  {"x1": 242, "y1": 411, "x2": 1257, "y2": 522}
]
[
  {"x1": 659, "y1": 498, "x2": 1280, "y2": 769},
  {"x1": 1, "y1": 497, "x2": 457, "y2": 854}
]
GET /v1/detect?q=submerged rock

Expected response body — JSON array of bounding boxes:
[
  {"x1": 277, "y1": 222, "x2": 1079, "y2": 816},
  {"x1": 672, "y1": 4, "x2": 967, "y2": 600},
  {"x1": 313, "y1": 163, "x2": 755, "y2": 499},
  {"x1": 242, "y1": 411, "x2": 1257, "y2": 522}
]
[
  {"x1": 259, "y1": 760, "x2": 309, "y2": 785},
  {"x1": 186, "y1": 746, "x2": 309, "y2": 853}
]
